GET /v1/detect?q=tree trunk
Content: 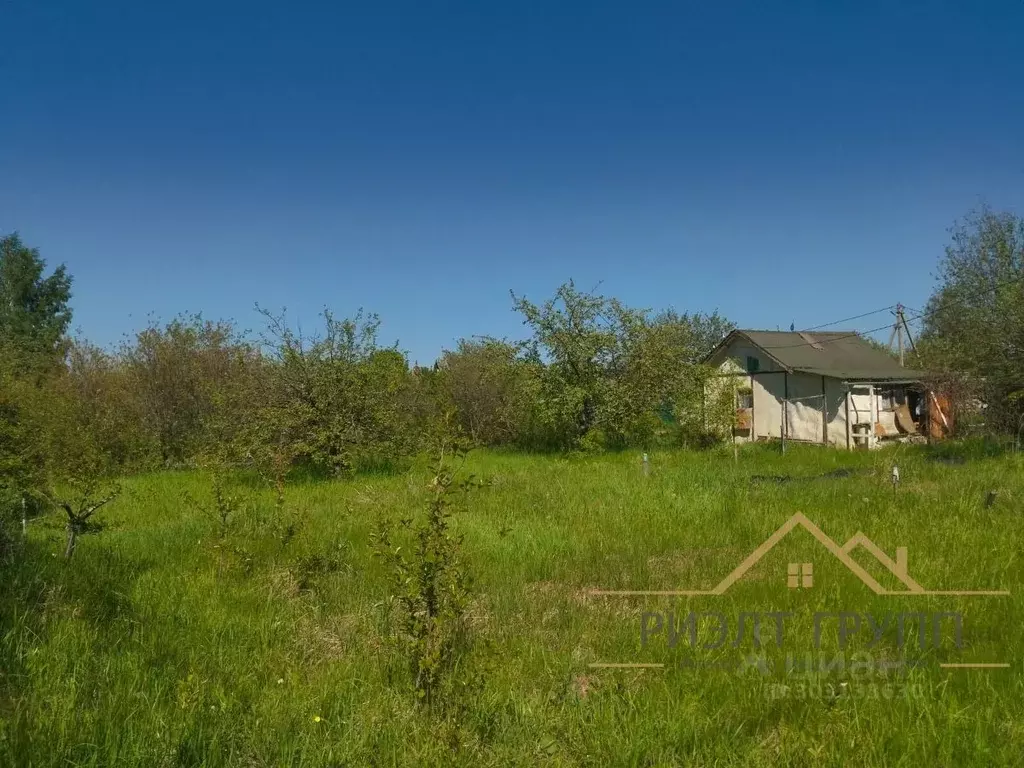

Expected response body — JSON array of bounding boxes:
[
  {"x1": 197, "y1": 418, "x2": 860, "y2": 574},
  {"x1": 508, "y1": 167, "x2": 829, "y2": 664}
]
[
  {"x1": 65, "y1": 525, "x2": 78, "y2": 560},
  {"x1": 579, "y1": 395, "x2": 596, "y2": 438}
]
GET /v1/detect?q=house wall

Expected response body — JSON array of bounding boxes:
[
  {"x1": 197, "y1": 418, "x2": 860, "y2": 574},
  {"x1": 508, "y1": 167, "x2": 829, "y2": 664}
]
[
  {"x1": 752, "y1": 372, "x2": 785, "y2": 440},
  {"x1": 709, "y1": 337, "x2": 866, "y2": 448},
  {"x1": 749, "y1": 371, "x2": 835, "y2": 443},
  {"x1": 709, "y1": 345, "x2": 782, "y2": 443},
  {"x1": 825, "y1": 377, "x2": 850, "y2": 447},
  {"x1": 784, "y1": 372, "x2": 827, "y2": 442},
  {"x1": 708, "y1": 337, "x2": 915, "y2": 448},
  {"x1": 704, "y1": 357, "x2": 751, "y2": 439},
  {"x1": 712, "y1": 342, "x2": 785, "y2": 374},
  {"x1": 710, "y1": 341, "x2": 810, "y2": 442}
]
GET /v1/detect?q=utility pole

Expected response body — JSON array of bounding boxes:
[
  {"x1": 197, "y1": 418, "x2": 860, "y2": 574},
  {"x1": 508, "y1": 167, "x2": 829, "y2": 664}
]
[
  {"x1": 896, "y1": 307, "x2": 903, "y2": 366},
  {"x1": 888, "y1": 304, "x2": 915, "y2": 366},
  {"x1": 900, "y1": 307, "x2": 916, "y2": 355}
]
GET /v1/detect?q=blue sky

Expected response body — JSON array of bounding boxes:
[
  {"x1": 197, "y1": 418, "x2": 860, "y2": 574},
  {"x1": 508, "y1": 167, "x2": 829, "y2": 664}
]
[{"x1": 2, "y1": 1, "x2": 1022, "y2": 363}]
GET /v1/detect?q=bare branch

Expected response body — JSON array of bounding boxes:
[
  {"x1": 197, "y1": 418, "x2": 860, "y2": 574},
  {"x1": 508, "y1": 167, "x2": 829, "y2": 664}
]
[{"x1": 81, "y1": 489, "x2": 120, "y2": 520}]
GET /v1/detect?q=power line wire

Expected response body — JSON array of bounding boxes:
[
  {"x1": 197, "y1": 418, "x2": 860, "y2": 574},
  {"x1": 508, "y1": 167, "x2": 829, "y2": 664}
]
[
  {"x1": 801, "y1": 305, "x2": 897, "y2": 331},
  {"x1": 761, "y1": 321, "x2": 906, "y2": 350},
  {"x1": 762, "y1": 272, "x2": 1024, "y2": 351}
]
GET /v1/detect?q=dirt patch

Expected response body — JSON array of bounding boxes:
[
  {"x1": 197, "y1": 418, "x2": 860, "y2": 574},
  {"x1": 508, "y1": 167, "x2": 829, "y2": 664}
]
[
  {"x1": 293, "y1": 612, "x2": 362, "y2": 664},
  {"x1": 465, "y1": 594, "x2": 492, "y2": 629},
  {"x1": 573, "y1": 674, "x2": 593, "y2": 699},
  {"x1": 750, "y1": 468, "x2": 869, "y2": 485},
  {"x1": 266, "y1": 567, "x2": 302, "y2": 599}
]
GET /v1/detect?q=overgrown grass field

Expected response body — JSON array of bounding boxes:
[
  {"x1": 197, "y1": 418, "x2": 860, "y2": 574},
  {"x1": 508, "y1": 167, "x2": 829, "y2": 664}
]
[{"x1": 2, "y1": 443, "x2": 1022, "y2": 766}]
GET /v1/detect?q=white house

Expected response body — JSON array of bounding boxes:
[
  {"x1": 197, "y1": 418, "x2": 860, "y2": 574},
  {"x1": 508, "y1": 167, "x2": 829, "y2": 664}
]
[{"x1": 704, "y1": 329, "x2": 950, "y2": 449}]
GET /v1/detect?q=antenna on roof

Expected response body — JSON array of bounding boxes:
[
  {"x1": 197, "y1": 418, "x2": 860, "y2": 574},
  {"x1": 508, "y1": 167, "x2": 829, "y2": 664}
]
[{"x1": 790, "y1": 322, "x2": 795, "y2": 331}]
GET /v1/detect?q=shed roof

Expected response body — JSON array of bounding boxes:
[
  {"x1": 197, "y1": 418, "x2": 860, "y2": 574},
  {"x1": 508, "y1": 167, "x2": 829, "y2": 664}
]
[{"x1": 708, "y1": 329, "x2": 926, "y2": 382}]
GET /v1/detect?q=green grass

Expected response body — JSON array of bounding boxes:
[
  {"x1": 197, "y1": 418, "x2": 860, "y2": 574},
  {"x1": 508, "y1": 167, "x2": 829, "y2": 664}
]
[{"x1": 2, "y1": 443, "x2": 1022, "y2": 766}]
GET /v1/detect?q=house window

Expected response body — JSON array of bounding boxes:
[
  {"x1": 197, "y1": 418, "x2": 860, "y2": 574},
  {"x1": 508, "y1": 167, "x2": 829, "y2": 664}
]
[
  {"x1": 746, "y1": 356, "x2": 760, "y2": 373},
  {"x1": 736, "y1": 388, "x2": 753, "y2": 409}
]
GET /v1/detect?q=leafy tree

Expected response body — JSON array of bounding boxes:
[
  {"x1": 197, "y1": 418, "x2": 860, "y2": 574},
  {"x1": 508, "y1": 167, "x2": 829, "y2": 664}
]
[
  {"x1": 511, "y1": 281, "x2": 734, "y2": 449},
  {"x1": 65, "y1": 339, "x2": 159, "y2": 471},
  {"x1": 353, "y1": 347, "x2": 423, "y2": 469},
  {"x1": 437, "y1": 338, "x2": 535, "y2": 445},
  {"x1": 650, "y1": 309, "x2": 734, "y2": 363},
  {"x1": 0, "y1": 351, "x2": 45, "y2": 550},
  {"x1": 21, "y1": 364, "x2": 121, "y2": 559},
  {"x1": 372, "y1": 421, "x2": 480, "y2": 709},
  {"x1": 122, "y1": 314, "x2": 252, "y2": 464},
  {"x1": 512, "y1": 281, "x2": 647, "y2": 448},
  {"x1": 0, "y1": 234, "x2": 73, "y2": 546},
  {"x1": 244, "y1": 307, "x2": 421, "y2": 477},
  {"x1": 916, "y1": 207, "x2": 1024, "y2": 432},
  {"x1": 603, "y1": 312, "x2": 730, "y2": 447},
  {"x1": 0, "y1": 233, "x2": 72, "y2": 366}
]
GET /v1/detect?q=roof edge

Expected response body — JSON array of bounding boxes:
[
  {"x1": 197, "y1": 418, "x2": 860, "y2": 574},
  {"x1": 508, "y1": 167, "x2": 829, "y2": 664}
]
[{"x1": 702, "y1": 329, "x2": 794, "y2": 371}]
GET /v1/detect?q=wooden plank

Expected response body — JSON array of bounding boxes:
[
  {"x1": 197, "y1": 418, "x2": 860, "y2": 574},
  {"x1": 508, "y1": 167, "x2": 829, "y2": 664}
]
[
  {"x1": 782, "y1": 372, "x2": 789, "y2": 453},
  {"x1": 822, "y1": 375, "x2": 828, "y2": 444},
  {"x1": 867, "y1": 383, "x2": 876, "y2": 448},
  {"x1": 845, "y1": 385, "x2": 851, "y2": 450},
  {"x1": 750, "y1": 373, "x2": 756, "y2": 439}
]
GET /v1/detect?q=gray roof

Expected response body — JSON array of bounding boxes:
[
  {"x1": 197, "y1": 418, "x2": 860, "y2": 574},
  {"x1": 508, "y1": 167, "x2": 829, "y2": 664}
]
[{"x1": 712, "y1": 330, "x2": 925, "y2": 381}]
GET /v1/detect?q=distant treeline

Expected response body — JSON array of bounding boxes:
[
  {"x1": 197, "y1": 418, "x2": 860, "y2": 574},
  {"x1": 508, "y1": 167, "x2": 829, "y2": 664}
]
[
  {"x1": 1, "y1": 233, "x2": 738, "y2": 535},
  {"x1": 2, "y1": 205, "x2": 1023, "y2": 535}
]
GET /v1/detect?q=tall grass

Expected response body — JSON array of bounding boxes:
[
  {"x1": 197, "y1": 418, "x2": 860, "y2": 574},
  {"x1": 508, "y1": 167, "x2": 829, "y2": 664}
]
[{"x1": 2, "y1": 443, "x2": 1022, "y2": 766}]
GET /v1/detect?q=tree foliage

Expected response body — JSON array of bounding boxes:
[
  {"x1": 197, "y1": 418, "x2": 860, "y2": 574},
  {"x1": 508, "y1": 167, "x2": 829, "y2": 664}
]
[
  {"x1": 510, "y1": 281, "x2": 733, "y2": 449},
  {"x1": 0, "y1": 234, "x2": 75, "y2": 546},
  {"x1": 0, "y1": 234, "x2": 741, "y2": 506},
  {"x1": 916, "y1": 207, "x2": 1024, "y2": 432},
  {"x1": 372, "y1": 424, "x2": 478, "y2": 708},
  {"x1": 121, "y1": 314, "x2": 254, "y2": 464},
  {"x1": 436, "y1": 338, "x2": 533, "y2": 446},
  {"x1": 0, "y1": 233, "x2": 72, "y2": 366},
  {"x1": 228, "y1": 307, "x2": 427, "y2": 479},
  {"x1": 9, "y1": 209, "x2": 1024, "y2": 558}
]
